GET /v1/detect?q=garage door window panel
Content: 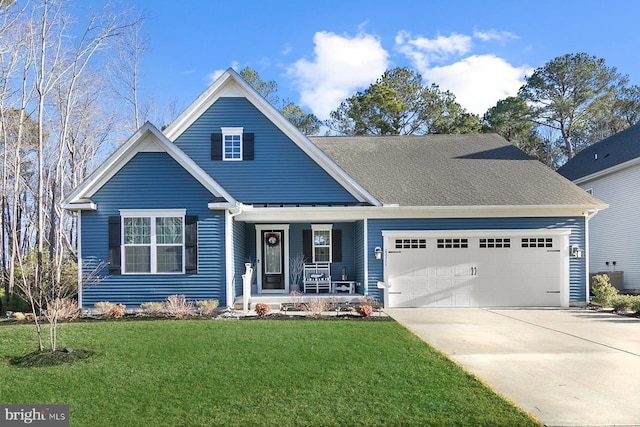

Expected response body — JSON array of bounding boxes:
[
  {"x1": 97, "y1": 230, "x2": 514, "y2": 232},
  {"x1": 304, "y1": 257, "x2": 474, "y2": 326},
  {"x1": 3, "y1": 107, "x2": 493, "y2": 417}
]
[
  {"x1": 522, "y1": 238, "x2": 553, "y2": 248},
  {"x1": 437, "y1": 238, "x2": 468, "y2": 249},
  {"x1": 479, "y1": 238, "x2": 510, "y2": 248}
]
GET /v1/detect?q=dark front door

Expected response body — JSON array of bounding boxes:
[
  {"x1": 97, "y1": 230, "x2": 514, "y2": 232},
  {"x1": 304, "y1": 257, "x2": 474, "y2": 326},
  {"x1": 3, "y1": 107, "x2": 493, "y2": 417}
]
[{"x1": 262, "y1": 230, "x2": 284, "y2": 291}]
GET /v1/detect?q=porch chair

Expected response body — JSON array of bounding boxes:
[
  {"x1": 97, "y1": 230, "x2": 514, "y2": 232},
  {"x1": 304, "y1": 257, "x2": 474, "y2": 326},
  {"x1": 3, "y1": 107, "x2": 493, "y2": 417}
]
[{"x1": 303, "y1": 263, "x2": 332, "y2": 293}]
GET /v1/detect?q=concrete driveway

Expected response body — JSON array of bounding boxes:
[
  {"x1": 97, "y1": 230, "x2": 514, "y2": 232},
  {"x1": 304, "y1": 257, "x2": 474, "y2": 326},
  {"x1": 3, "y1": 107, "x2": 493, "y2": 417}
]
[{"x1": 385, "y1": 308, "x2": 640, "y2": 427}]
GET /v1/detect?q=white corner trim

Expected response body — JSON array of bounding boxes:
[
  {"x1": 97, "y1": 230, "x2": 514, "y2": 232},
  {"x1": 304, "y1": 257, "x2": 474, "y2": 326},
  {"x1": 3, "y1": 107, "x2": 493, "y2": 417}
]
[{"x1": 77, "y1": 213, "x2": 83, "y2": 308}]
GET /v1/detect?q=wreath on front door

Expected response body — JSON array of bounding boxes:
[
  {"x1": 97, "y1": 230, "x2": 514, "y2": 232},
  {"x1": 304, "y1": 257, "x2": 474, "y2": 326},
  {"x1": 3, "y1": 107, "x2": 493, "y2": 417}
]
[{"x1": 265, "y1": 232, "x2": 280, "y2": 247}]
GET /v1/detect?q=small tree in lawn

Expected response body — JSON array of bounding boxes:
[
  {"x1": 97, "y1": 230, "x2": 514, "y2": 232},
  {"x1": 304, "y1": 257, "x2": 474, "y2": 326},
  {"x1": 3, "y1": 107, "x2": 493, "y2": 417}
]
[{"x1": 15, "y1": 253, "x2": 108, "y2": 352}]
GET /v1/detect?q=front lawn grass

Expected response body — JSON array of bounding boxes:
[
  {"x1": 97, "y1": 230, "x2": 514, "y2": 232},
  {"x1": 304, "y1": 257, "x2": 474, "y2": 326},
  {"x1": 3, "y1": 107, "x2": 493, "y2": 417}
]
[{"x1": 0, "y1": 318, "x2": 540, "y2": 426}]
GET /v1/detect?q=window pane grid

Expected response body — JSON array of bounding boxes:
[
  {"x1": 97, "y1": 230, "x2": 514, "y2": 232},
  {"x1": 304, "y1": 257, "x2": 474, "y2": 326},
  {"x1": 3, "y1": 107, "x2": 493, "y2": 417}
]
[
  {"x1": 123, "y1": 215, "x2": 184, "y2": 273},
  {"x1": 124, "y1": 246, "x2": 151, "y2": 273},
  {"x1": 124, "y1": 217, "x2": 150, "y2": 244},
  {"x1": 224, "y1": 134, "x2": 241, "y2": 159},
  {"x1": 157, "y1": 246, "x2": 183, "y2": 273},
  {"x1": 312, "y1": 227, "x2": 332, "y2": 263},
  {"x1": 156, "y1": 217, "x2": 183, "y2": 244}
]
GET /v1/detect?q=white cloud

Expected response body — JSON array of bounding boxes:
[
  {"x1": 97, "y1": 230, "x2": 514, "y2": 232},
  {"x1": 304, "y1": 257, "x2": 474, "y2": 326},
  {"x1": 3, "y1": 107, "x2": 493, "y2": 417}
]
[
  {"x1": 287, "y1": 31, "x2": 389, "y2": 119},
  {"x1": 473, "y1": 28, "x2": 518, "y2": 43},
  {"x1": 423, "y1": 55, "x2": 532, "y2": 115},
  {"x1": 396, "y1": 30, "x2": 531, "y2": 115},
  {"x1": 207, "y1": 61, "x2": 240, "y2": 84},
  {"x1": 395, "y1": 31, "x2": 472, "y2": 69}
]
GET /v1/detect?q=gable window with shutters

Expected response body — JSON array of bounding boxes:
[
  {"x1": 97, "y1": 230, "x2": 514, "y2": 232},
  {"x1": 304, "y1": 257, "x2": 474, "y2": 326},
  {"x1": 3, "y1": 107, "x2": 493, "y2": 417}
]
[
  {"x1": 211, "y1": 127, "x2": 254, "y2": 161},
  {"x1": 109, "y1": 209, "x2": 198, "y2": 274}
]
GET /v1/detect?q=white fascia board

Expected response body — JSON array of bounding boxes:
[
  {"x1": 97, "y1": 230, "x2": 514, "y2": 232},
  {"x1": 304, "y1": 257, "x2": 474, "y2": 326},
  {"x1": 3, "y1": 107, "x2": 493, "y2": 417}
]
[
  {"x1": 162, "y1": 68, "x2": 380, "y2": 207},
  {"x1": 235, "y1": 204, "x2": 607, "y2": 222},
  {"x1": 208, "y1": 202, "x2": 236, "y2": 210},
  {"x1": 62, "y1": 122, "x2": 236, "y2": 210},
  {"x1": 63, "y1": 201, "x2": 97, "y2": 211},
  {"x1": 573, "y1": 156, "x2": 640, "y2": 185}
]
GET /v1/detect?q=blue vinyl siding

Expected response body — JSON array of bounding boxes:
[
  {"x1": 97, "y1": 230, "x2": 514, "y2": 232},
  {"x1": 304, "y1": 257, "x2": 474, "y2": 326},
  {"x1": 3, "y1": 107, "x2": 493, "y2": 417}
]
[
  {"x1": 366, "y1": 217, "x2": 587, "y2": 303},
  {"x1": 173, "y1": 97, "x2": 358, "y2": 204},
  {"x1": 80, "y1": 152, "x2": 227, "y2": 307},
  {"x1": 289, "y1": 223, "x2": 356, "y2": 283}
]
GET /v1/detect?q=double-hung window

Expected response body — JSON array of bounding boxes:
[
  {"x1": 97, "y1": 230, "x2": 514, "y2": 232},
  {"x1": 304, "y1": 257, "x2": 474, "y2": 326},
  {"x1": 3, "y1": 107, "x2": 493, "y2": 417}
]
[
  {"x1": 311, "y1": 224, "x2": 333, "y2": 263},
  {"x1": 121, "y1": 209, "x2": 185, "y2": 274},
  {"x1": 222, "y1": 127, "x2": 243, "y2": 161}
]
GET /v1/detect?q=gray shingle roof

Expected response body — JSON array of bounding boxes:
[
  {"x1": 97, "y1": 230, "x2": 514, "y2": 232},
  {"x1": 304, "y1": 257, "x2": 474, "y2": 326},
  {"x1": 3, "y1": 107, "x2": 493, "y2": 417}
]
[
  {"x1": 310, "y1": 134, "x2": 602, "y2": 208},
  {"x1": 557, "y1": 123, "x2": 640, "y2": 181}
]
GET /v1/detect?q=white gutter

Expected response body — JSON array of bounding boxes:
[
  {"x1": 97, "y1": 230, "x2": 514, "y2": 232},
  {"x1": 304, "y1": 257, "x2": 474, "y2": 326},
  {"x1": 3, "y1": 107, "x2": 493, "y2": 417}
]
[
  {"x1": 225, "y1": 203, "x2": 246, "y2": 308},
  {"x1": 585, "y1": 211, "x2": 591, "y2": 304},
  {"x1": 235, "y1": 204, "x2": 608, "y2": 222},
  {"x1": 582, "y1": 208, "x2": 601, "y2": 304}
]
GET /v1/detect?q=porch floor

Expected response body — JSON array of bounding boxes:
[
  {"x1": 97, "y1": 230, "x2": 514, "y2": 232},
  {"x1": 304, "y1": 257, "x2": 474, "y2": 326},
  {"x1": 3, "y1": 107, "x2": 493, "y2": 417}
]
[{"x1": 233, "y1": 293, "x2": 369, "y2": 311}]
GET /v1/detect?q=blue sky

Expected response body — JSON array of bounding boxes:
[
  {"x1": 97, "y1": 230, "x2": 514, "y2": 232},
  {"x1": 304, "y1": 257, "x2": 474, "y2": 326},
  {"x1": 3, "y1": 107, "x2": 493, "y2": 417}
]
[{"x1": 78, "y1": 0, "x2": 640, "y2": 122}]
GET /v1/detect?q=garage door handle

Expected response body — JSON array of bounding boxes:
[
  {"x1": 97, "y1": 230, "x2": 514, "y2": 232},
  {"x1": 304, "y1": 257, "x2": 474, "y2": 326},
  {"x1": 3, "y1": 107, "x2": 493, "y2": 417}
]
[
  {"x1": 388, "y1": 292, "x2": 402, "y2": 295},
  {"x1": 546, "y1": 291, "x2": 560, "y2": 293},
  {"x1": 547, "y1": 250, "x2": 560, "y2": 252}
]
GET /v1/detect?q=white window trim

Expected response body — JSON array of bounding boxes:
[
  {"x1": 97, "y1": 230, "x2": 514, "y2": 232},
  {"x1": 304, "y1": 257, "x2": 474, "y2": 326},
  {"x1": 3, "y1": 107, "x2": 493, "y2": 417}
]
[
  {"x1": 120, "y1": 209, "x2": 187, "y2": 274},
  {"x1": 311, "y1": 224, "x2": 333, "y2": 263},
  {"x1": 221, "y1": 127, "x2": 243, "y2": 161}
]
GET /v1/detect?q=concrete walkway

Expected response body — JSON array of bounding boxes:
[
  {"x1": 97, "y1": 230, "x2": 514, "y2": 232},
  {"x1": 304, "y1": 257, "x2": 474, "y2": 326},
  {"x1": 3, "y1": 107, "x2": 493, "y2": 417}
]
[{"x1": 385, "y1": 308, "x2": 640, "y2": 427}]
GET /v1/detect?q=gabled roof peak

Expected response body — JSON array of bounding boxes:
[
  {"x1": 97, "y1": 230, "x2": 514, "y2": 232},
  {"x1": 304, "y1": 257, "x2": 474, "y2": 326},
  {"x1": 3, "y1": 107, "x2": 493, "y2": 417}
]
[{"x1": 62, "y1": 122, "x2": 236, "y2": 210}]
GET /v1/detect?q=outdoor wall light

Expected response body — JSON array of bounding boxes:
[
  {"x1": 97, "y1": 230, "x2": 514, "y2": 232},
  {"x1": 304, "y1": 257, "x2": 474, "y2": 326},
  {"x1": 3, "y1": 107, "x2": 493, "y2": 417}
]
[
  {"x1": 374, "y1": 246, "x2": 383, "y2": 260},
  {"x1": 571, "y1": 244, "x2": 583, "y2": 258}
]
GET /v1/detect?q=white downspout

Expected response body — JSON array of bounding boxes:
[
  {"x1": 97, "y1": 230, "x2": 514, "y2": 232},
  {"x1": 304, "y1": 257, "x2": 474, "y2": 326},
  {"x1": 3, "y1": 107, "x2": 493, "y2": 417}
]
[
  {"x1": 225, "y1": 203, "x2": 245, "y2": 308},
  {"x1": 584, "y1": 210, "x2": 598, "y2": 304}
]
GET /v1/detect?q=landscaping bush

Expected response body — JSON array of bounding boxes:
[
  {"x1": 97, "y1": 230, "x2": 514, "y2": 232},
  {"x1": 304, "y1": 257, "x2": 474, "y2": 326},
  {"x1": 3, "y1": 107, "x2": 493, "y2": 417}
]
[
  {"x1": 45, "y1": 298, "x2": 79, "y2": 320},
  {"x1": 163, "y1": 295, "x2": 195, "y2": 318},
  {"x1": 611, "y1": 294, "x2": 634, "y2": 312},
  {"x1": 302, "y1": 296, "x2": 338, "y2": 317},
  {"x1": 12, "y1": 312, "x2": 26, "y2": 321},
  {"x1": 591, "y1": 274, "x2": 618, "y2": 306},
  {"x1": 140, "y1": 302, "x2": 164, "y2": 316},
  {"x1": 195, "y1": 299, "x2": 219, "y2": 316},
  {"x1": 357, "y1": 304, "x2": 374, "y2": 317},
  {"x1": 105, "y1": 304, "x2": 126, "y2": 319},
  {"x1": 94, "y1": 301, "x2": 115, "y2": 315},
  {"x1": 254, "y1": 302, "x2": 271, "y2": 317},
  {"x1": 630, "y1": 295, "x2": 640, "y2": 314}
]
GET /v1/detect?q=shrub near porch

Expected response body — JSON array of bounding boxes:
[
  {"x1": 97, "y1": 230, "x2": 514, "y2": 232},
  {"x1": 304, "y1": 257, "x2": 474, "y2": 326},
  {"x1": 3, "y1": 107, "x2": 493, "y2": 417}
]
[{"x1": 0, "y1": 320, "x2": 540, "y2": 427}]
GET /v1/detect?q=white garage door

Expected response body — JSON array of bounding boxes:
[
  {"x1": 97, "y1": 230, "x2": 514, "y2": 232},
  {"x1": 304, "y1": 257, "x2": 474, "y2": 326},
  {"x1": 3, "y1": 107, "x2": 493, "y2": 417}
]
[{"x1": 383, "y1": 230, "x2": 570, "y2": 308}]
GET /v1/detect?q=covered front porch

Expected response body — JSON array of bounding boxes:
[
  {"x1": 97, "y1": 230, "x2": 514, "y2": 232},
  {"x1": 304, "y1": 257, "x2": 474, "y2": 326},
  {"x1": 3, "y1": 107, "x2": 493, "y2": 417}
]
[{"x1": 229, "y1": 212, "x2": 374, "y2": 307}]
